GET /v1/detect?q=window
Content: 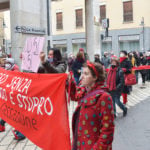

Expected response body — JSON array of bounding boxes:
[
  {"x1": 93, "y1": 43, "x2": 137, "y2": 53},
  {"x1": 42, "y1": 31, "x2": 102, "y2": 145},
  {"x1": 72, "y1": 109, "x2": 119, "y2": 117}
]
[
  {"x1": 123, "y1": 1, "x2": 133, "y2": 22},
  {"x1": 100, "y1": 5, "x2": 106, "y2": 23},
  {"x1": 75, "y1": 9, "x2": 83, "y2": 28},
  {"x1": 56, "y1": 12, "x2": 63, "y2": 30}
]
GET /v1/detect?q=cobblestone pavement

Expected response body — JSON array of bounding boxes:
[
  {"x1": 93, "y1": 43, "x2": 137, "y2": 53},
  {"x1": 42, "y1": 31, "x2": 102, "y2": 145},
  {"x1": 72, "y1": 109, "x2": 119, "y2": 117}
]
[{"x1": 0, "y1": 80, "x2": 150, "y2": 150}]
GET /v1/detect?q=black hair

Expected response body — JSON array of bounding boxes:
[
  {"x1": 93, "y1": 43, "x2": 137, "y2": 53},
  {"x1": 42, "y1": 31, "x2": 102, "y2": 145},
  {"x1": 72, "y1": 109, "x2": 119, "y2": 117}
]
[
  {"x1": 120, "y1": 50, "x2": 127, "y2": 56},
  {"x1": 49, "y1": 48, "x2": 62, "y2": 62}
]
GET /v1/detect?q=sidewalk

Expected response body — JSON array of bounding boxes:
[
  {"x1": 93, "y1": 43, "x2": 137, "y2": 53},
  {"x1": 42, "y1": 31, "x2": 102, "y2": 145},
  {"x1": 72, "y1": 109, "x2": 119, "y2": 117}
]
[
  {"x1": 0, "y1": 81, "x2": 150, "y2": 150},
  {"x1": 113, "y1": 81, "x2": 150, "y2": 150}
]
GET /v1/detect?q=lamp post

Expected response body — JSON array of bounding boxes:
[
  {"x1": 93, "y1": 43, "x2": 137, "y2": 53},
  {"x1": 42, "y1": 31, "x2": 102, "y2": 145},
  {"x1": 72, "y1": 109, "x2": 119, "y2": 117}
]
[
  {"x1": 140, "y1": 17, "x2": 145, "y2": 52},
  {"x1": 46, "y1": 0, "x2": 51, "y2": 54}
]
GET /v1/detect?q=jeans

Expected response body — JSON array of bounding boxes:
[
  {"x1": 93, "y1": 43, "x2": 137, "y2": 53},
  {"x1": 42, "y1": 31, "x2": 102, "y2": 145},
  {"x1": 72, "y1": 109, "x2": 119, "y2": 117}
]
[
  {"x1": 110, "y1": 92, "x2": 127, "y2": 115},
  {"x1": 135, "y1": 70, "x2": 138, "y2": 83},
  {"x1": 140, "y1": 70, "x2": 146, "y2": 84}
]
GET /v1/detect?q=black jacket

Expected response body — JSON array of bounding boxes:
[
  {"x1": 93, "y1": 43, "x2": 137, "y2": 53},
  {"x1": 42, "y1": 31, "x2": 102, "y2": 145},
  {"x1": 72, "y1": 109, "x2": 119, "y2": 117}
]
[
  {"x1": 139, "y1": 57, "x2": 147, "y2": 74},
  {"x1": 109, "y1": 67, "x2": 124, "y2": 94},
  {"x1": 120, "y1": 58, "x2": 132, "y2": 94},
  {"x1": 120, "y1": 58, "x2": 132, "y2": 74},
  {"x1": 72, "y1": 59, "x2": 84, "y2": 78}
]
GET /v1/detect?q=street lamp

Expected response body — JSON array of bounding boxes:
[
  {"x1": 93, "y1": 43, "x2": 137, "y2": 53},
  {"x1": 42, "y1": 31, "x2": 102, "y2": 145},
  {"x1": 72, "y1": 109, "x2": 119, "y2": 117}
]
[
  {"x1": 140, "y1": 17, "x2": 145, "y2": 52},
  {"x1": 46, "y1": 0, "x2": 51, "y2": 54}
]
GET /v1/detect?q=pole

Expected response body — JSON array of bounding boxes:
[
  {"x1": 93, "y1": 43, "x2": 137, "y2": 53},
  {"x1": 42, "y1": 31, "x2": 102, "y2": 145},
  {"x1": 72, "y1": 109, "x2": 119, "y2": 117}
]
[
  {"x1": 47, "y1": 0, "x2": 51, "y2": 54},
  {"x1": 143, "y1": 24, "x2": 145, "y2": 52}
]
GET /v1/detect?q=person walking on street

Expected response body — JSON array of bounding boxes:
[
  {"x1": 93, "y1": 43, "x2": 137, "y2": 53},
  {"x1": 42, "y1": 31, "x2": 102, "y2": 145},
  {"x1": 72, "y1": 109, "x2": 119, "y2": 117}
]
[
  {"x1": 139, "y1": 52, "x2": 147, "y2": 86},
  {"x1": 133, "y1": 51, "x2": 140, "y2": 83},
  {"x1": 68, "y1": 61, "x2": 114, "y2": 150},
  {"x1": 107, "y1": 58, "x2": 127, "y2": 117},
  {"x1": 119, "y1": 50, "x2": 132, "y2": 104}
]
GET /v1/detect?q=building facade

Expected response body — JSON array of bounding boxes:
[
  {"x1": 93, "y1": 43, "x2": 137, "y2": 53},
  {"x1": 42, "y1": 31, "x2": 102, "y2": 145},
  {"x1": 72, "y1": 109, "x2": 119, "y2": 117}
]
[{"x1": 51, "y1": 0, "x2": 150, "y2": 56}]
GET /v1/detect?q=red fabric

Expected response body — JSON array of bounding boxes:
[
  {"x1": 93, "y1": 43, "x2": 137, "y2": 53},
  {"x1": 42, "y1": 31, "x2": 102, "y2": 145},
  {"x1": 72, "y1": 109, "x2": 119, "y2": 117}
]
[
  {"x1": 147, "y1": 57, "x2": 150, "y2": 60},
  {"x1": 0, "y1": 68, "x2": 71, "y2": 150},
  {"x1": 107, "y1": 67, "x2": 117, "y2": 91},
  {"x1": 106, "y1": 65, "x2": 150, "y2": 72},
  {"x1": 87, "y1": 60, "x2": 99, "y2": 78},
  {"x1": 122, "y1": 68, "x2": 127, "y2": 72},
  {"x1": 105, "y1": 68, "x2": 109, "y2": 73},
  {"x1": 122, "y1": 93, "x2": 127, "y2": 104},
  {"x1": 120, "y1": 57, "x2": 127, "y2": 63},
  {"x1": 69, "y1": 81, "x2": 114, "y2": 150},
  {"x1": 79, "y1": 48, "x2": 84, "y2": 52},
  {"x1": 124, "y1": 73, "x2": 136, "y2": 86},
  {"x1": 132, "y1": 65, "x2": 150, "y2": 70}
]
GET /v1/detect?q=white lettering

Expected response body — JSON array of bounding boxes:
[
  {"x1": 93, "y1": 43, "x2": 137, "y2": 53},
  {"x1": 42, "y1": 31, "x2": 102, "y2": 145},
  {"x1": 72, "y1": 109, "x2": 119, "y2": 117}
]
[
  {"x1": 44, "y1": 97, "x2": 53, "y2": 116},
  {"x1": 17, "y1": 94, "x2": 23, "y2": 108},
  {"x1": 9, "y1": 91, "x2": 15, "y2": 105}
]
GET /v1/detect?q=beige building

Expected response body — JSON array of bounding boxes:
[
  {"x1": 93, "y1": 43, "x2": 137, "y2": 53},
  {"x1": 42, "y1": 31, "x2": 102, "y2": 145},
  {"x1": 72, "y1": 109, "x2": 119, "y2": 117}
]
[{"x1": 51, "y1": 0, "x2": 150, "y2": 56}]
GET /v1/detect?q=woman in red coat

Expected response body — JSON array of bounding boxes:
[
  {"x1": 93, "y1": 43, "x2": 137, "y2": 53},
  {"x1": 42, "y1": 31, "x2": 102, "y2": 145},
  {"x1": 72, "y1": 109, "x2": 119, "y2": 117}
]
[{"x1": 69, "y1": 61, "x2": 115, "y2": 150}]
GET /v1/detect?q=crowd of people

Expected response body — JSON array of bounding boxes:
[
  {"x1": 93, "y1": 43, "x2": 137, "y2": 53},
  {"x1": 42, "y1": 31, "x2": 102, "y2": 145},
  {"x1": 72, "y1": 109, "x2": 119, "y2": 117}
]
[{"x1": 0, "y1": 48, "x2": 150, "y2": 149}]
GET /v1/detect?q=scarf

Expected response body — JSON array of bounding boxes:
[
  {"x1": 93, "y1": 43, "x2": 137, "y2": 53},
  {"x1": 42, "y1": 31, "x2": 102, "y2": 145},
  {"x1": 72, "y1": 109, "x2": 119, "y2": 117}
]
[
  {"x1": 107, "y1": 67, "x2": 117, "y2": 91},
  {"x1": 120, "y1": 57, "x2": 127, "y2": 63}
]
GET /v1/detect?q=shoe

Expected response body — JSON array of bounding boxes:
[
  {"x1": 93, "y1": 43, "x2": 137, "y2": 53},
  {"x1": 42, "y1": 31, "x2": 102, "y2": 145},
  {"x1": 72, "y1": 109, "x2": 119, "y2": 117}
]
[
  {"x1": 12, "y1": 130, "x2": 25, "y2": 141},
  {"x1": 0, "y1": 124, "x2": 5, "y2": 132},
  {"x1": 123, "y1": 108, "x2": 127, "y2": 117}
]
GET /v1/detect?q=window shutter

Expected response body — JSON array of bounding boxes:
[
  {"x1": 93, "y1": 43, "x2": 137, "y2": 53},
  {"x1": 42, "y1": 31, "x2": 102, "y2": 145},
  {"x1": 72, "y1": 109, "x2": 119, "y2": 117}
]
[
  {"x1": 100, "y1": 5, "x2": 106, "y2": 23},
  {"x1": 56, "y1": 12, "x2": 63, "y2": 30},
  {"x1": 76, "y1": 9, "x2": 83, "y2": 28},
  {"x1": 123, "y1": 1, "x2": 133, "y2": 22}
]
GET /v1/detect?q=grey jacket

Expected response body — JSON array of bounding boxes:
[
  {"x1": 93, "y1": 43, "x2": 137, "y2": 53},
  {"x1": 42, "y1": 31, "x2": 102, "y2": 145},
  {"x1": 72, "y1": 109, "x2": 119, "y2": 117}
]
[
  {"x1": 39, "y1": 60, "x2": 67, "y2": 73},
  {"x1": 101, "y1": 56, "x2": 110, "y2": 69}
]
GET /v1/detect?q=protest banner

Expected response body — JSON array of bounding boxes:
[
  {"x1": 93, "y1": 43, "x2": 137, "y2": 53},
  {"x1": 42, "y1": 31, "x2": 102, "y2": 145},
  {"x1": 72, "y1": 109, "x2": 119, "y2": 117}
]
[
  {"x1": 0, "y1": 68, "x2": 71, "y2": 150},
  {"x1": 132, "y1": 65, "x2": 150, "y2": 70},
  {"x1": 106, "y1": 65, "x2": 150, "y2": 72},
  {"x1": 21, "y1": 37, "x2": 45, "y2": 72}
]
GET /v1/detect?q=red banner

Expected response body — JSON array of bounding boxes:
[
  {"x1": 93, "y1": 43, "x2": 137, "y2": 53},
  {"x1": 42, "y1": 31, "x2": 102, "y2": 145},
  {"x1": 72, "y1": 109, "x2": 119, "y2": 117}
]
[
  {"x1": 132, "y1": 65, "x2": 150, "y2": 70},
  {"x1": 0, "y1": 68, "x2": 71, "y2": 150},
  {"x1": 106, "y1": 65, "x2": 150, "y2": 72}
]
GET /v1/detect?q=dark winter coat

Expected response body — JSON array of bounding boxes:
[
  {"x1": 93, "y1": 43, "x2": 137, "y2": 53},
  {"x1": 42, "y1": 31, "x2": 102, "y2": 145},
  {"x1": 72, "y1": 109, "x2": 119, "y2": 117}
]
[
  {"x1": 109, "y1": 67, "x2": 125, "y2": 95},
  {"x1": 139, "y1": 57, "x2": 147, "y2": 75},
  {"x1": 72, "y1": 58, "x2": 84, "y2": 78},
  {"x1": 120, "y1": 58, "x2": 132, "y2": 94},
  {"x1": 134, "y1": 56, "x2": 141, "y2": 67},
  {"x1": 70, "y1": 81, "x2": 114, "y2": 150}
]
